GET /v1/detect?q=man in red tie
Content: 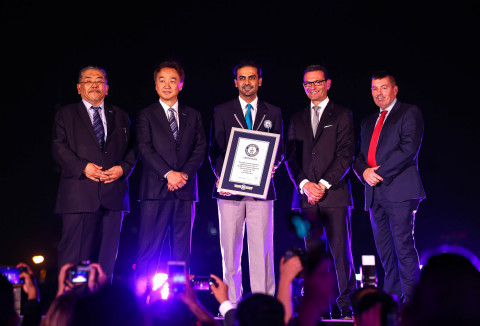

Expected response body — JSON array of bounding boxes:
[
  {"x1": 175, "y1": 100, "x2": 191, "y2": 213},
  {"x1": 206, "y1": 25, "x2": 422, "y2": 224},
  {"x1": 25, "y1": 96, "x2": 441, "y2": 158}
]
[{"x1": 353, "y1": 71, "x2": 426, "y2": 304}]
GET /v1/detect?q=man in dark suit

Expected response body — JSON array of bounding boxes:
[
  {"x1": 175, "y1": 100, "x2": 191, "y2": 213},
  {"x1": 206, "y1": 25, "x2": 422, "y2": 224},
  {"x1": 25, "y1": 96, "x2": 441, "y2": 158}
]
[
  {"x1": 353, "y1": 71, "x2": 425, "y2": 304},
  {"x1": 52, "y1": 66, "x2": 136, "y2": 282},
  {"x1": 135, "y1": 61, "x2": 207, "y2": 294},
  {"x1": 286, "y1": 65, "x2": 356, "y2": 318},
  {"x1": 209, "y1": 60, "x2": 284, "y2": 305}
]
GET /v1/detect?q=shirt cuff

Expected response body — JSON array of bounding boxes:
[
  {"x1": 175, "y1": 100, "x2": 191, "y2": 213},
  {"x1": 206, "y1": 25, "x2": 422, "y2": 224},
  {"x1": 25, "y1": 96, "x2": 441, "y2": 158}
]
[
  {"x1": 319, "y1": 179, "x2": 331, "y2": 189},
  {"x1": 164, "y1": 170, "x2": 172, "y2": 179},
  {"x1": 299, "y1": 179, "x2": 309, "y2": 194},
  {"x1": 219, "y1": 300, "x2": 235, "y2": 317}
]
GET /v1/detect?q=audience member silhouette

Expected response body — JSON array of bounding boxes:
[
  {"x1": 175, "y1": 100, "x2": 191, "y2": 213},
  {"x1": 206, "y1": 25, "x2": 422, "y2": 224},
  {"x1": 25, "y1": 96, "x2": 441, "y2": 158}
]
[
  {"x1": 402, "y1": 249, "x2": 480, "y2": 326},
  {"x1": 350, "y1": 287, "x2": 399, "y2": 326}
]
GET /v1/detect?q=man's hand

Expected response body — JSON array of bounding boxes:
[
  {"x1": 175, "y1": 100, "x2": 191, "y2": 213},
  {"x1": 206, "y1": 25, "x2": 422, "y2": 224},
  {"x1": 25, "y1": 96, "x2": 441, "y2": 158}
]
[
  {"x1": 87, "y1": 263, "x2": 107, "y2": 293},
  {"x1": 57, "y1": 263, "x2": 75, "y2": 297},
  {"x1": 83, "y1": 163, "x2": 105, "y2": 182},
  {"x1": 271, "y1": 165, "x2": 278, "y2": 178},
  {"x1": 167, "y1": 171, "x2": 188, "y2": 190},
  {"x1": 16, "y1": 263, "x2": 39, "y2": 301},
  {"x1": 216, "y1": 178, "x2": 231, "y2": 196},
  {"x1": 303, "y1": 182, "x2": 325, "y2": 205},
  {"x1": 209, "y1": 274, "x2": 229, "y2": 304},
  {"x1": 279, "y1": 256, "x2": 303, "y2": 284},
  {"x1": 102, "y1": 165, "x2": 123, "y2": 184},
  {"x1": 363, "y1": 166, "x2": 384, "y2": 186}
]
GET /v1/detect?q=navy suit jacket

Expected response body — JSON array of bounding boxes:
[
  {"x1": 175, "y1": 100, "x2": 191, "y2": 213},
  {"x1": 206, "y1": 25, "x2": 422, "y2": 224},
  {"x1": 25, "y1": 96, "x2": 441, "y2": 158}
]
[
  {"x1": 136, "y1": 101, "x2": 207, "y2": 202},
  {"x1": 353, "y1": 100, "x2": 426, "y2": 210},
  {"x1": 208, "y1": 98, "x2": 284, "y2": 201},
  {"x1": 52, "y1": 102, "x2": 136, "y2": 214},
  {"x1": 286, "y1": 101, "x2": 355, "y2": 209}
]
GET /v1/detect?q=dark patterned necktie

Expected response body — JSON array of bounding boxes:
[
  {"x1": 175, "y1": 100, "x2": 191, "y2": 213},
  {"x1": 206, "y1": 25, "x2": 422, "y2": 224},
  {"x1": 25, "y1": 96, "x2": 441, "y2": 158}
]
[
  {"x1": 168, "y1": 107, "x2": 178, "y2": 140},
  {"x1": 91, "y1": 106, "x2": 105, "y2": 150}
]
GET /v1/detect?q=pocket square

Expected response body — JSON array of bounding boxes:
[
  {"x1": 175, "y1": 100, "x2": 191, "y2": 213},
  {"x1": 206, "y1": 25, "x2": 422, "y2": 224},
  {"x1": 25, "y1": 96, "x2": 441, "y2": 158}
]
[{"x1": 324, "y1": 125, "x2": 333, "y2": 128}]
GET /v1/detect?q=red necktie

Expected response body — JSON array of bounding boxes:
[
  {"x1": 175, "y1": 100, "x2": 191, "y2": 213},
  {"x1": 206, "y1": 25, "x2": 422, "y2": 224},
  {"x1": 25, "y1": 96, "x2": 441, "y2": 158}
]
[{"x1": 367, "y1": 110, "x2": 388, "y2": 167}]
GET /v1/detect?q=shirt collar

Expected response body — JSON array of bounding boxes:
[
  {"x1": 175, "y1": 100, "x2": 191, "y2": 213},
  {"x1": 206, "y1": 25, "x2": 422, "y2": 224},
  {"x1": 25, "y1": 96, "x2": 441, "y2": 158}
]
[
  {"x1": 310, "y1": 97, "x2": 329, "y2": 110},
  {"x1": 83, "y1": 99, "x2": 104, "y2": 110},
  {"x1": 239, "y1": 96, "x2": 258, "y2": 111},
  {"x1": 379, "y1": 98, "x2": 397, "y2": 114},
  {"x1": 159, "y1": 99, "x2": 179, "y2": 112}
]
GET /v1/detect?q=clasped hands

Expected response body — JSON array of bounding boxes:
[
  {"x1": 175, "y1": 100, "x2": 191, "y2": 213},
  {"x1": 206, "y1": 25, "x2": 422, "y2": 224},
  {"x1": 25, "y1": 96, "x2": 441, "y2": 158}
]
[
  {"x1": 303, "y1": 181, "x2": 327, "y2": 205},
  {"x1": 83, "y1": 163, "x2": 123, "y2": 183},
  {"x1": 363, "y1": 166, "x2": 384, "y2": 187},
  {"x1": 167, "y1": 171, "x2": 189, "y2": 191}
]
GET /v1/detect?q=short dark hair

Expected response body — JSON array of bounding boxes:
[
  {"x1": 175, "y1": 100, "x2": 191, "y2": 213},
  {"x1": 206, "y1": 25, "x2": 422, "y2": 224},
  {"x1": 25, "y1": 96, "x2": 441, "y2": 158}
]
[
  {"x1": 78, "y1": 66, "x2": 107, "y2": 83},
  {"x1": 154, "y1": 61, "x2": 185, "y2": 83},
  {"x1": 236, "y1": 294, "x2": 284, "y2": 326},
  {"x1": 303, "y1": 65, "x2": 329, "y2": 80},
  {"x1": 371, "y1": 71, "x2": 396, "y2": 86},
  {"x1": 233, "y1": 60, "x2": 262, "y2": 79},
  {"x1": 350, "y1": 288, "x2": 399, "y2": 326}
]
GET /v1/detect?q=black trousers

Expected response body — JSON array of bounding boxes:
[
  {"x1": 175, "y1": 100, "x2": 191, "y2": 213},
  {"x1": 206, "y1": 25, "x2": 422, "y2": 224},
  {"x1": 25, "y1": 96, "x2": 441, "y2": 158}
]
[
  {"x1": 301, "y1": 205, "x2": 357, "y2": 311},
  {"x1": 136, "y1": 199, "x2": 194, "y2": 280},
  {"x1": 58, "y1": 208, "x2": 124, "y2": 282}
]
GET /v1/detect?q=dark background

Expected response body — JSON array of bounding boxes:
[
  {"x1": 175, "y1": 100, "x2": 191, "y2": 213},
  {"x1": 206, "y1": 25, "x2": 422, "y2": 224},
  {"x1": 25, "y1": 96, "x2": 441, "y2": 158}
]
[{"x1": 1, "y1": 0, "x2": 479, "y2": 312}]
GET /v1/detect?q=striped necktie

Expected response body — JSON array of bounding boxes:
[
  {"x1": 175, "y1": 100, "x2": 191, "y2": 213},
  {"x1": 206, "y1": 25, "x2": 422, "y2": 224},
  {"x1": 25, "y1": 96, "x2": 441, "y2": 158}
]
[
  {"x1": 168, "y1": 107, "x2": 178, "y2": 140},
  {"x1": 91, "y1": 106, "x2": 105, "y2": 150}
]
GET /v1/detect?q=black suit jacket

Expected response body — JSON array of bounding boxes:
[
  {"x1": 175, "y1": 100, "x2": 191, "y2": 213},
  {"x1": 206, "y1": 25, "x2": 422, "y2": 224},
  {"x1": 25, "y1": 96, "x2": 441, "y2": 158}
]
[
  {"x1": 52, "y1": 102, "x2": 136, "y2": 214},
  {"x1": 353, "y1": 100, "x2": 426, "y2": 210},
  {"x1": 209, "y1": 98, "x2": 284, "y2": 201},
  {"x1": 286, "y1": 101, "x2": 355, "y2": 209},
  {"x1": 136, "y1": 101, "x2": 207, "y2": 202}
]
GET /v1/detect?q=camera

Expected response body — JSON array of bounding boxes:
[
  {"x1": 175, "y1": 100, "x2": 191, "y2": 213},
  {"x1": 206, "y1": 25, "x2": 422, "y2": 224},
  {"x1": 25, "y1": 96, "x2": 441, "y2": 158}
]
[
  {"x1": 66, "y1": 262, "x2": 91, "y2": 284},
  {"x1": 191, "y1": 276, "x2": 218, "y2": 291},
  {"x1": 284, "y1": 247, "x2": 306, "y2": 267},
  {"x1": 0, "y1": 266, "x2": 27, "y2": 285}
]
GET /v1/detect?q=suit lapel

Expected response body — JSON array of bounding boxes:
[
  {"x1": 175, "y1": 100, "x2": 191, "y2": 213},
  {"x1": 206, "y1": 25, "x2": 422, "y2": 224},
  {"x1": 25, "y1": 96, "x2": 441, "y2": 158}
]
[
  {"x1": 76, "y1": 102, "x2": 102, "y2": 150},
  {"x1": 302, "y1": 106, "x2": 314, "y2": 139},
  {"x1": 253, "y1": 100, "x2": 267, "y2": 130},
  {"x1": 104, "y1": 104, "x2": 115, "y2": 147},
  {"x1": 177, "y1": 104, "x2": 188, "y2": 144},
  {"x1": 153, "y1": 102, "x2": 177, "y2": 143},
  {"x1": 377, "y1": 100, "x2": 401, "y2": 147},
  {"x1": 233, "y1": 99, "x2": 247, "y2": 129},
  {"x1": 314, "y1": 101, "x2": 334, "y2": 142}
]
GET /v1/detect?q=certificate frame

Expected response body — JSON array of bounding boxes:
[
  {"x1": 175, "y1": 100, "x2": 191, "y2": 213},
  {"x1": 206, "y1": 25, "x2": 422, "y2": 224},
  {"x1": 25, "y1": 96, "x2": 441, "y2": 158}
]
[{"x1": 217, "y1": 127, "x2": 280, "y2": 199}]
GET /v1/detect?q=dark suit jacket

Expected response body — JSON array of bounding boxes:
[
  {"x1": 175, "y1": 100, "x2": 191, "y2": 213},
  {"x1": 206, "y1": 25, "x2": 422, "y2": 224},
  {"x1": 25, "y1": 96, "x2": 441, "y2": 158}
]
[
  {"x1": 136, "y1": 101, "x2": 207, "y2": 202},
  {"x1": 353, "y1": 100, "x2": 426, "y2": 210},
  {"x1": 52, "y1": 102, "x2": 136, "y2": 214},
  {"x1": 286, "y1": 101, "x2": 355, "y2": 209},
  {"x1": 209, "y1": 98, "x2": 284, "y2": 201}
]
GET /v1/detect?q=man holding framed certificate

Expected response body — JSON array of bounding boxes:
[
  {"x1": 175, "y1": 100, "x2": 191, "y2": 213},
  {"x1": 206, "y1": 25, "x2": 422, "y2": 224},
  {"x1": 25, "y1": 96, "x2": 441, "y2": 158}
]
[{"x1": 209, "y1": 60, "x2": 284, "y2": 306}]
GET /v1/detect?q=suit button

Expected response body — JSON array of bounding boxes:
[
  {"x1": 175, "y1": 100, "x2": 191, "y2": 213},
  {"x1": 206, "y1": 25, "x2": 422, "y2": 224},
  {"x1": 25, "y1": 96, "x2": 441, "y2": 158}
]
[{"x1": 312, "y1": 152, "x2": 315, "y2": 155}]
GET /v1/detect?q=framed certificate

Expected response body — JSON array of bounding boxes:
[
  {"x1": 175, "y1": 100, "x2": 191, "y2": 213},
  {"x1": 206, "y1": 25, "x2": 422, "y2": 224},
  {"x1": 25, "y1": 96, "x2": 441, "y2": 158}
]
[{"x1": 217, "y1": 127, "x2": 280, "y2": 199}]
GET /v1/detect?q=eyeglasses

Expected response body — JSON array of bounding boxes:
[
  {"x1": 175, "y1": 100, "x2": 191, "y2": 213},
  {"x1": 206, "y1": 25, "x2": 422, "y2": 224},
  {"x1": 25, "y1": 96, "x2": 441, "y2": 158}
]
[
  {"x1": 79, "y1": 80, "x2": 106, "y2": 86},
  {"x1": 303, "y1": 79, "x2": 327, "y2": 88}
]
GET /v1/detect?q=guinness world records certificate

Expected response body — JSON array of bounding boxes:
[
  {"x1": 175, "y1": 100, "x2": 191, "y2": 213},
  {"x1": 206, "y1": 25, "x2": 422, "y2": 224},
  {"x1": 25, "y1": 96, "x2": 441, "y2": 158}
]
[{"x1": 217, "y1": 127, "x2": 280, "y2": 199}]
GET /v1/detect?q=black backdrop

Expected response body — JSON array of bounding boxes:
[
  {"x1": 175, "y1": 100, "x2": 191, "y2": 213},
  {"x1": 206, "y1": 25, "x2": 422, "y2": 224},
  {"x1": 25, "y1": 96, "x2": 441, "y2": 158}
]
[{"x1": 1, "y1": 0, "x2": 479, "y2": 311}]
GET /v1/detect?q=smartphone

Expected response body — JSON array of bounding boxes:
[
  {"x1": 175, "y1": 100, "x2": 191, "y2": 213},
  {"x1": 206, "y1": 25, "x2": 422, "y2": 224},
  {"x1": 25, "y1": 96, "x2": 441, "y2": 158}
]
[
  {"x1": 191, "y1": 276, "x2": 217, "y2": 291},
  {"x1": 0, "y1": 266, "x2": 23, "y2": 285},
  {"x1": 168, "y1": 261, "x2": 186, "y2": 294}
]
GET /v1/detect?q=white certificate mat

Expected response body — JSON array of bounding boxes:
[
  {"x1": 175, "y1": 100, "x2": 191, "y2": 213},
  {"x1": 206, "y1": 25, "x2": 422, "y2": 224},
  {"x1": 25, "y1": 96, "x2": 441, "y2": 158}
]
[{"x1": 228, "y1": 137, "x2": 270, "y2": 186}]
